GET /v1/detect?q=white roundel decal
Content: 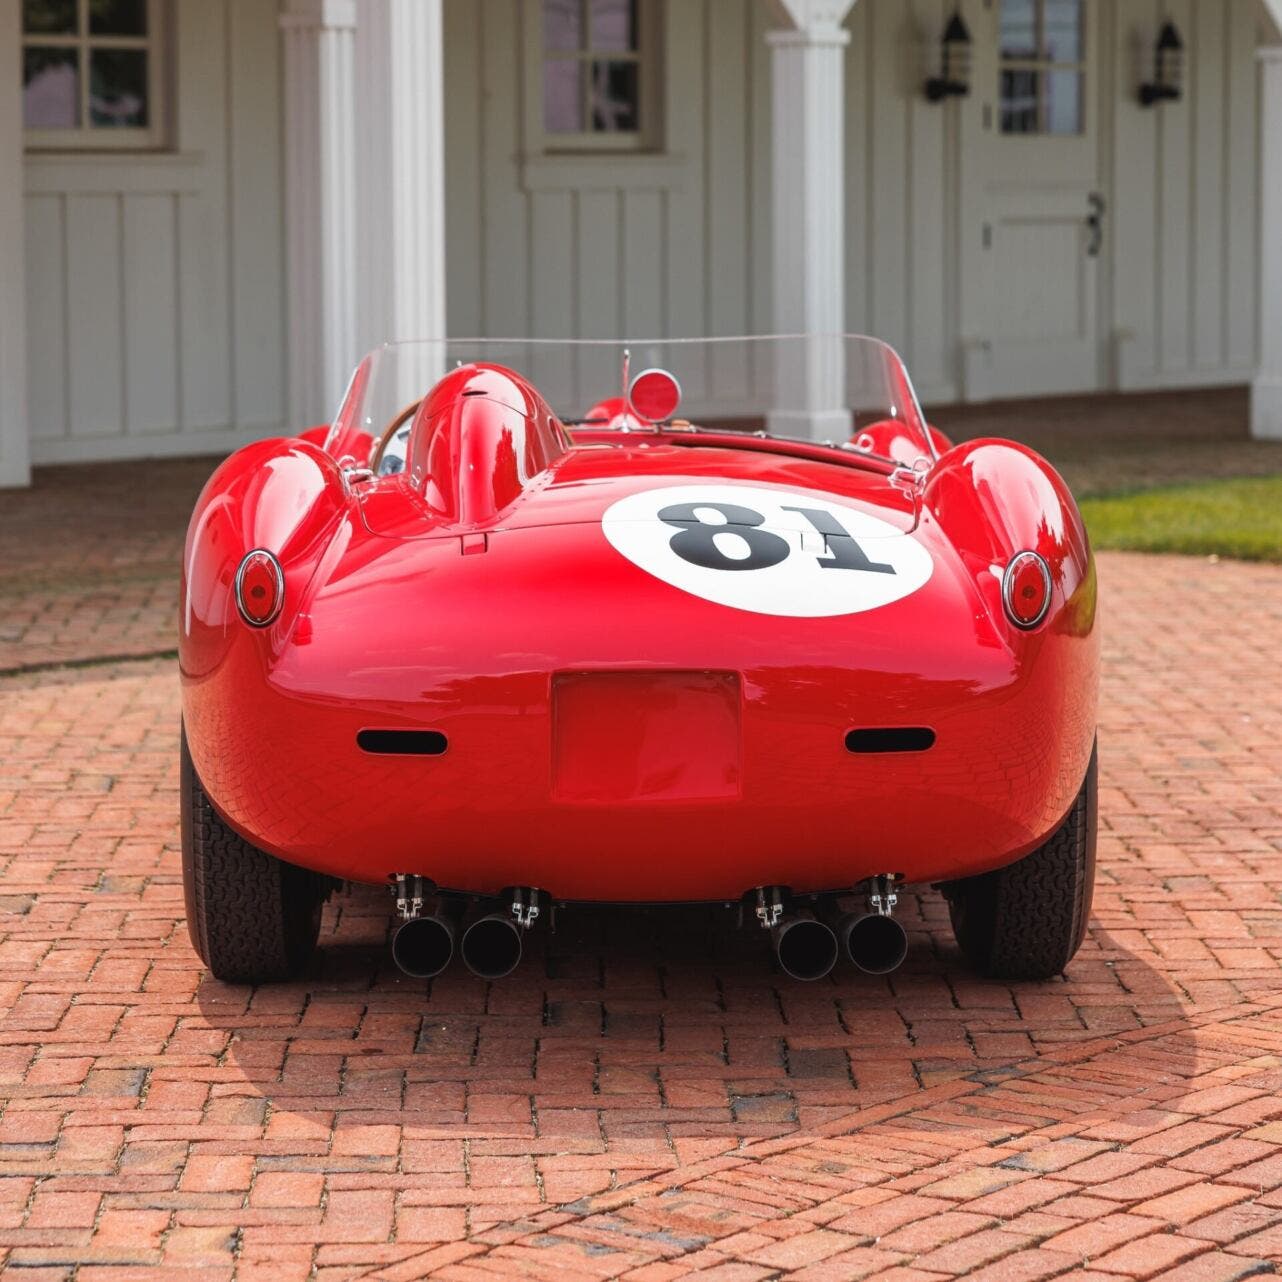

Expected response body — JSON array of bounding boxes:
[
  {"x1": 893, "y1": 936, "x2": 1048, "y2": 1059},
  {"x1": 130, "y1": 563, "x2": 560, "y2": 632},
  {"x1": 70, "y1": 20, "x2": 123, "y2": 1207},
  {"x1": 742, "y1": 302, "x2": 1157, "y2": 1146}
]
[{"x1": 601, "y1": 484, "x2": 933, "y2": 618}]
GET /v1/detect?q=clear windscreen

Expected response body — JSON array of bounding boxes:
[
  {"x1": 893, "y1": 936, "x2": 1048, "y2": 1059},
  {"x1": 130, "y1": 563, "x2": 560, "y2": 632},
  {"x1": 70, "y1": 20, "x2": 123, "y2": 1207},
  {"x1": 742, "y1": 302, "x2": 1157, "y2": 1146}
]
[{"x1": 327, "y1": 335, "x2": 937, "y2": 470}]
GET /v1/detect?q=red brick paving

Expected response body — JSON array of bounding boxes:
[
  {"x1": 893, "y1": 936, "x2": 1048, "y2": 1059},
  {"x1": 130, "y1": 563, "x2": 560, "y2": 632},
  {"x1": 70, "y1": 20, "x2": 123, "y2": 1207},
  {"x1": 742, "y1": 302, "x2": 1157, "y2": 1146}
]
[{"x1": 3, "y1": 461, "x2": 1282, "y2": 1277}]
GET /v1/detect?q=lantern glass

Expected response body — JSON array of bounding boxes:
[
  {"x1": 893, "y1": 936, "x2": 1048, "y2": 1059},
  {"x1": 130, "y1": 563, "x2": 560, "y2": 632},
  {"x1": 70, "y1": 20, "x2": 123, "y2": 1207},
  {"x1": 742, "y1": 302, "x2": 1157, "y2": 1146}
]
[
  {"x1": 945, "y1": 39, "x2": 971, "y2": 89},
  {"x1": 1158, "y1": 46, "x2": 1182, "y2": 92}
]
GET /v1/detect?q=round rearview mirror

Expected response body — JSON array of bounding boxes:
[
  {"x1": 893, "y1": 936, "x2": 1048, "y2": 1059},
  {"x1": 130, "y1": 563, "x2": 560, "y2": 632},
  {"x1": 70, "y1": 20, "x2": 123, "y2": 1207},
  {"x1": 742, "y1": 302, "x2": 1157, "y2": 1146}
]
[{"x1": 627, "y1": 368, "x2": 682, "y2": 423}]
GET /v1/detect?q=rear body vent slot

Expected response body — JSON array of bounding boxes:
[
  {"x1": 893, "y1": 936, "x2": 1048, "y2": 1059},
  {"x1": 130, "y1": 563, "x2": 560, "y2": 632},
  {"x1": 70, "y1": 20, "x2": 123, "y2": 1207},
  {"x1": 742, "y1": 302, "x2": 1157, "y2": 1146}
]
[
  {"x1": 845, "y1": 727, "x2": 935, "y2": 754},
  {"x1": 357, "y1": 729, "x2": 448, "y2": 756}
]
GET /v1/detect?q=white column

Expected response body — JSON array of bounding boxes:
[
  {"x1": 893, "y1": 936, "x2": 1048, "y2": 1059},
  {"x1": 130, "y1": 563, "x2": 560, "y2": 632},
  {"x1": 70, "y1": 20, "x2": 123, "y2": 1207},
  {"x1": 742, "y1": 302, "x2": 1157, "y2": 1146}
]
[
  {"x1": 280, "y1": 0, "x2": 358, "y2": 428},
  {"x1": 354, "y1": 0, "x2": 448, "y2": 354},
  {"x1": 766, "y1": 0, "x2": 856, "y2": 442},
  {"x1": 0, "y1": 0, "x2": 31, "y2": 488},
  {"x1": 1252, "y1": 46, "x2": 1282, "y2": 440}
]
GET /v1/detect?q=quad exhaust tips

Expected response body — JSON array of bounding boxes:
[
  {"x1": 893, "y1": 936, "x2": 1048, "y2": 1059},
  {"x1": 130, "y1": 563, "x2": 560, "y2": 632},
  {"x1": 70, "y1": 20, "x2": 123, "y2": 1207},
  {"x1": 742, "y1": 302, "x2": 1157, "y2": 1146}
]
[
  {"x1": 391, "y1": 880, "x2": 542, "y2": 981},
  {"x1": 756, "y1": 879, "x2": 907, "y2": 981}
]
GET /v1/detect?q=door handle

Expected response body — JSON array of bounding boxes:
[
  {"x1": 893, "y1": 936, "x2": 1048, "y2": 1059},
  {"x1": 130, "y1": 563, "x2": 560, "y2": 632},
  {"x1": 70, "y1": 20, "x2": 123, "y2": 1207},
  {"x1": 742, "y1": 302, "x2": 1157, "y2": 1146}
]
[{"x1": 1086, "y1": 192, "x2": 1106, "y2": 258}]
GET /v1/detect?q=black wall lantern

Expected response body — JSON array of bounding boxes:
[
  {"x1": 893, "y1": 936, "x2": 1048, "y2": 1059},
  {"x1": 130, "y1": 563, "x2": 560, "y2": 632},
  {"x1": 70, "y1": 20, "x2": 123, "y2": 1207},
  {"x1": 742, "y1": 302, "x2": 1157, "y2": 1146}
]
[
  {"x1": 925, "y1": 10, "x2": 972, "y2": 103},
  {"x1": 1140, "y1": 20, "x2": 1184, "y2": 106}
]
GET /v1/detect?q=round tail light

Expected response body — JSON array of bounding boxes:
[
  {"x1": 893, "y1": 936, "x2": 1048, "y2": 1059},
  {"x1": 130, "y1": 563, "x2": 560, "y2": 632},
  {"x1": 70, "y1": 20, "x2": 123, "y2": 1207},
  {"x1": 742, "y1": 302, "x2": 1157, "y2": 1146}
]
[
  {"x1": 1002, "y1": 551, "x2": 1052, "y2": 630},
  {"x1": 234, "y1": 549, "x2": 284, "y2": 627}
]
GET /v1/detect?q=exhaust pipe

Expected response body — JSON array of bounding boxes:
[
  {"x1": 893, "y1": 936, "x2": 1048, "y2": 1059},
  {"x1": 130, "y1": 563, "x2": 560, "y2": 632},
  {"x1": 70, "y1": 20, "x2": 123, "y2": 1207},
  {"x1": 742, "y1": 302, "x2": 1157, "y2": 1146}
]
[
  {"x1": 772, "y1": 912, "x2": 840, "y2": 982},
  {"x1": 391, "y1": 911, "x2": 456, "y2": 979},
  {"x1": 460, "y1": 912, "x2": 524, "y2": 979},
  {"x1": 838, "y1": 912, "x2": 908, "y2": 976}
]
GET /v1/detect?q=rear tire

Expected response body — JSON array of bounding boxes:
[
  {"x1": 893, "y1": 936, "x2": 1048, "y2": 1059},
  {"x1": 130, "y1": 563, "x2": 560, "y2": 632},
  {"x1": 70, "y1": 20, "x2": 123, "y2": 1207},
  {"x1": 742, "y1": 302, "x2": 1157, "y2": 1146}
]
[
  {"x1": 181, "y1": 726, "x2": 325, "y2": 982},
  {"x1": 945, "y1": 743, "x2": 1097, "y2": 981}
]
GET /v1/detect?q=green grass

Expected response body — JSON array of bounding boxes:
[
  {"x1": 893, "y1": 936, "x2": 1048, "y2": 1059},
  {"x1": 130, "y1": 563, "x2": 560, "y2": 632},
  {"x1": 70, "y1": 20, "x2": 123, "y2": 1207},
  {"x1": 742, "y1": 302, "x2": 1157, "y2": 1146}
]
[{"x1": 1079, "y1": 474, "x2": 1282, "y2": 563}]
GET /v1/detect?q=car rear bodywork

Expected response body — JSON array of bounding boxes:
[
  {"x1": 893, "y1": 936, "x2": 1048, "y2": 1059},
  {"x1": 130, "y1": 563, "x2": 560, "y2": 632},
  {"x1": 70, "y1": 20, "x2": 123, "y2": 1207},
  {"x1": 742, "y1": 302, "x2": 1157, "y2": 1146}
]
[{"x1": 180, "y1": 352, "x2": 1098, "y2": 903}]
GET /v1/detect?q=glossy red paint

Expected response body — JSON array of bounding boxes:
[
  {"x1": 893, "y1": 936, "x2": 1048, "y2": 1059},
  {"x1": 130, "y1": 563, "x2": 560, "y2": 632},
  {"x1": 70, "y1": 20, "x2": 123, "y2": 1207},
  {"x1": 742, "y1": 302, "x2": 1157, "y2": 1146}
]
[
  {"x1": 851, "y1": 420, "x2": 954, "y2": 466},
  {"x1": 582, "y1": 395, "x2": 650, "y2": 430},
  {"x1": 180, "y1": 358, "x2": 1098, "y2": 902}
]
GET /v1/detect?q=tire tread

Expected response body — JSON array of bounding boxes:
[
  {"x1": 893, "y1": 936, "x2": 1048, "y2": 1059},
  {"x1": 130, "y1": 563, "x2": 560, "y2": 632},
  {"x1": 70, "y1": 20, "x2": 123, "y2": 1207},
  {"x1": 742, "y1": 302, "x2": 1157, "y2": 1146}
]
[
  {"x1": 947, "y1": 744, "x2": 1098, "y2": 981},
  {"x1": 181, "y1": 728, "x2": 323, "y2": 983}
]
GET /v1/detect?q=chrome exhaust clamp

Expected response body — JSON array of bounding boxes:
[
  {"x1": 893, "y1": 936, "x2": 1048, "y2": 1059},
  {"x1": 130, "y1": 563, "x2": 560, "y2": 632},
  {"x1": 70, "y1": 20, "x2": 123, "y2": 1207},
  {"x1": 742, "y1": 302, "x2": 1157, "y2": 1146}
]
[{"x1": 868, "y1": 874, "x2": 899, "y2": 918}]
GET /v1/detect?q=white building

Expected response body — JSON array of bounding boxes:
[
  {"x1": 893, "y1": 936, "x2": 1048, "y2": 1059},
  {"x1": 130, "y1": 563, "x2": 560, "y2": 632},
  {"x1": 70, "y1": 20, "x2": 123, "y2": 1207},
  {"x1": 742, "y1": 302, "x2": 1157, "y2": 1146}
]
[{"x1": 4, "y1": 0, "x2": 1282, "y2": 488}]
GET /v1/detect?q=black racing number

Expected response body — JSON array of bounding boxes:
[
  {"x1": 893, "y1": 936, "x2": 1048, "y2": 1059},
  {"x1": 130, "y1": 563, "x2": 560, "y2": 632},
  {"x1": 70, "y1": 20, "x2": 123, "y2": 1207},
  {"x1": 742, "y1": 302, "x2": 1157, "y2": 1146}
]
[
  {"x1": 657, "y1": 502, "x2": 791, "y2": 572},
  {"x1": 782, "y1": 506, "x2": 896, "y2": 576},
  {"x1": 658, "y1": 499, "x2": 898, "y2": 577}
]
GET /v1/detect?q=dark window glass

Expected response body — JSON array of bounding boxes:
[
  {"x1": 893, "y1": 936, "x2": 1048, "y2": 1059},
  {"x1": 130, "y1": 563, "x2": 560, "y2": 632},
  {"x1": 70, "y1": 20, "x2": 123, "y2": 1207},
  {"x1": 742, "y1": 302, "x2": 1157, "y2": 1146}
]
[
  {"x1": 590, "y1": 59, "x2": 637, "y2": 132},
  {"x1": 23, "y1": 46, "x2": 79, "y2": 127},
  {"x1": 22, "y1": 0, "x2": 76, "y2": 35},
  {"x1": 999, "y1": 0, "x2": 1083, "y2": 136},
  {"x1": 89, "y1": 47, "x2": 148, "y2": 127},
  {"x1": 1000, "y1": 68, "x2": 1039, "y2": 134}
]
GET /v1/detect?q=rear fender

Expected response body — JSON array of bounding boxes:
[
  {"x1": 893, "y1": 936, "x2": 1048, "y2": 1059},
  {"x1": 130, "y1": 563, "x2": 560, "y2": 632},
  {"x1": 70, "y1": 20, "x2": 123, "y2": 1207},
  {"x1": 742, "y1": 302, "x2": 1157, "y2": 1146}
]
[
  {"x1": 180, "y1": 439, "x2": 349, "y2": 676},
  {"x1": 925, "y1": 439, "x2": 1095, "y2": 638}
]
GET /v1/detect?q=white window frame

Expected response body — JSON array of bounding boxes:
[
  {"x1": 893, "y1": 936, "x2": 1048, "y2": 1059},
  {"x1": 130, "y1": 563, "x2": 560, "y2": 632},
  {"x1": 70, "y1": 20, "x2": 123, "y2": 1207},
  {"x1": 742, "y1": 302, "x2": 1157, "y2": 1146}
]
[
  {"x1": 998, "y1": 0, "x2": 1087, "y2": 137},
  {"x1": 21, "y1": 0, "x2": 167, "y2": 151},
  {"x1": 524, "y1": 0, "x2": 663, "y2": 156}
]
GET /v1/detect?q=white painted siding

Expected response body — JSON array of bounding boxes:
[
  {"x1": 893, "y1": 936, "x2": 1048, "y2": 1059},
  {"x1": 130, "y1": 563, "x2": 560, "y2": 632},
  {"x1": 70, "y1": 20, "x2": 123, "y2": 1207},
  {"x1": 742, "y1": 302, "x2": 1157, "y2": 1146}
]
[
  {"x1": 444, "y1": 0, "x2": 1259, "y2": 406},
  {"x1": 442, "y1": 0, "x2": 773, "y2": 347},
  {"x1": 22, "y1": 0, "x2": 286, "y2": 464},
  {"x1": 1112, "y1": 0, "x2": 1259, "y2": 390}
]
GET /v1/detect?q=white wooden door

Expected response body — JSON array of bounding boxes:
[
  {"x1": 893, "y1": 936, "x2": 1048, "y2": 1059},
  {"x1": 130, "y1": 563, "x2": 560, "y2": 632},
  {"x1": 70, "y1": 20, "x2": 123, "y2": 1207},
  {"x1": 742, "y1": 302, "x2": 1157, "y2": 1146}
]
[{"x1": 960, "y1": 0, "x2": 1105, "y2": 400}]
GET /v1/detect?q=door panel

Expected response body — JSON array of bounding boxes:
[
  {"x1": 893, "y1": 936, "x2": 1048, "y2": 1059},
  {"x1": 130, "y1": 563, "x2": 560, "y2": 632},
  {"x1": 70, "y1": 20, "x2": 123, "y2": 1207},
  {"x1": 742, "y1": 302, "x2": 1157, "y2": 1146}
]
[{"x1": 959, "y1": 0, "x2": 1104, "y2": 400}]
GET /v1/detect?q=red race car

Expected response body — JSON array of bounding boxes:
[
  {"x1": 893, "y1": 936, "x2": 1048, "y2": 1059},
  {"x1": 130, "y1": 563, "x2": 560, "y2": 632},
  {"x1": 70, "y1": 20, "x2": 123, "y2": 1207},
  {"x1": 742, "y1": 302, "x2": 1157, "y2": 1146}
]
[{"x1": 179, "y1": 336, "x2": 1098, "y2": 985}]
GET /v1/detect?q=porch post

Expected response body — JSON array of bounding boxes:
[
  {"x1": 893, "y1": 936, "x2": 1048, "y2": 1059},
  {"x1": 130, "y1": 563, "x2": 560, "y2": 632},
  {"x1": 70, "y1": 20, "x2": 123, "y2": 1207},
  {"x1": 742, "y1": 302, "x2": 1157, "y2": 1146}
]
[
  {"x1": 0, "y1": 0, "x2": 31, "y2": 488},
  {"x1": 766, "y1": 0, "x2": 856, "y2": 441},
  {"x1": 1252, "y1": 45, "x2": 1282, "y2": 440},
  {"x1": 279, "y1": 0, "x2": 358, "y2": 428},
  {"x1": 354, "y1": 0, "x2": 448, "y2": 353}
]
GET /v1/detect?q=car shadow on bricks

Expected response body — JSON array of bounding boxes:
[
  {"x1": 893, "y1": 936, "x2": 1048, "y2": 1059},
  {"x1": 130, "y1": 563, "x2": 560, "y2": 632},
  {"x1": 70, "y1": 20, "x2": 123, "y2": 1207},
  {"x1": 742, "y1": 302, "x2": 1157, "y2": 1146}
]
[{"x1": 192, "y1": 876, "x2": 1208, "y2": 1197}]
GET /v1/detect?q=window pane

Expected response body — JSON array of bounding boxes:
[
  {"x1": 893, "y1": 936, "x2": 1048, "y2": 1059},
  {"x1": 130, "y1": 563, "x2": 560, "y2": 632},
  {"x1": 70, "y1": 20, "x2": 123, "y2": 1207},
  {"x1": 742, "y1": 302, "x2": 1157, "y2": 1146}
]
[
  {"x1": 1044, "y1": 68, "x2": 1082, "y2": 134},
  {"x1": 591, "y1": 0, "x2": 636, "y2": 53},
  {"x1": 23, "y1": 0, "x2": 76, "y2": 34},
  {"x1": 589, "y1": 59, "x2": 637, "y2": 132},
  {"x1": 1000, "y1": 67, "x2": 1039, "y2": 134},
  {"x1": 89, "y1": 0, "x2": 147, "y2": 36},
  {"x1": 543, "y1": 58, "x2": 582, "y2": 133},
  {"x1": 89, "y1": 47, "x2": 148, "y2": 126},
  {"x1": 1044, "y1": 0, "x2": 1081, "y2": 63},
  {"x1": 23, "y1": 46, "x2": 79, "y2": 128},
  {"x1": 543, "y1": 0, "x2": 582, "y2": 52},
  {"x1": 999, "y1": 0, "x2": 1036, "y2": 60}
]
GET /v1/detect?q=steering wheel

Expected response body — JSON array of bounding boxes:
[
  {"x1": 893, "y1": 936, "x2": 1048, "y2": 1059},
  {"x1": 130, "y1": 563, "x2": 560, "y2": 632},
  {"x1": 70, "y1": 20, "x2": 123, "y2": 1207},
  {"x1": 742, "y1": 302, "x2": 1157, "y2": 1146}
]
[{"x1": 370, "y1": 398, "x2": 422, "y2": 474}]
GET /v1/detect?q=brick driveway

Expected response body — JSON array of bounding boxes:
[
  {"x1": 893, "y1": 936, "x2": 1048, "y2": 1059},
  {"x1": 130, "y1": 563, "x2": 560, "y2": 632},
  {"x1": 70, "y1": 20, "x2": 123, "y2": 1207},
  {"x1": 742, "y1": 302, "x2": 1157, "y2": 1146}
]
[{"x1": 3, "y1": 459, "x2": 1282, "y2": 1279}]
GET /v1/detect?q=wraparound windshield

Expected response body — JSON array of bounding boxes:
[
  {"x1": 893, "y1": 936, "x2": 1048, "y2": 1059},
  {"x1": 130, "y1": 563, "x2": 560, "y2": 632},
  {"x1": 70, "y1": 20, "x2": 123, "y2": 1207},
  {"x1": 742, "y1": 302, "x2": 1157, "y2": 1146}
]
[{"x1": 326, "y1": 335, "x2": 937, "y2": 476}]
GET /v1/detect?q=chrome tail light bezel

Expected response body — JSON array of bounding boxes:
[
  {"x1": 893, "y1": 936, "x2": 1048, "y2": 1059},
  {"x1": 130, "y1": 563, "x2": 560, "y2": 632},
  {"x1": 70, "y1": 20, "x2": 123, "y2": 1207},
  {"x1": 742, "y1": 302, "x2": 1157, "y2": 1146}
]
[
  {"x1": 233, "y1": 548, "x2": 285, "y2": 628},
  {"x1": 1002, "y1": 550, "x2": 1052, "y2": 631}
]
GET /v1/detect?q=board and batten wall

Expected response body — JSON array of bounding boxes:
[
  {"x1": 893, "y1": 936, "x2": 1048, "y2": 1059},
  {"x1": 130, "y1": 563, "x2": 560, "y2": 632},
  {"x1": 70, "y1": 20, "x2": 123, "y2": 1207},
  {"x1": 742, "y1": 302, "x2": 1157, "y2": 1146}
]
[
  {"x1": 443, "y1": 0, "x2": 774, "y2": 357},
  {"x1": 444, "y1": 0, "x2": 1259, "y2": 407},
  {"x1": 1110, "y1": 0, "x2": 1259, "y2": 390},
  {"x1": 22, "y1": 0, "x2": 285, "y2": 465},
  {"x1": 16, "y1": 0, "x2": 1263, "y2": 462}
]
